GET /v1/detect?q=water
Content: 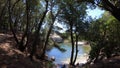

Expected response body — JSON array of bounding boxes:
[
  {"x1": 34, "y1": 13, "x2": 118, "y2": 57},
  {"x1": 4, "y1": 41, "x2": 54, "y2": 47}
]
[{"x1": 46, "y1": 43, "x2": 89, "y2": 64}]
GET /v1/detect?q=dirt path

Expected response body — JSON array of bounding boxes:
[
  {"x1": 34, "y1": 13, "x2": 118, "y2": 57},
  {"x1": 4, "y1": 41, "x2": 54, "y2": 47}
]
[{"x1": 0, "y1": 33, "x2": 47, "y2": 68}]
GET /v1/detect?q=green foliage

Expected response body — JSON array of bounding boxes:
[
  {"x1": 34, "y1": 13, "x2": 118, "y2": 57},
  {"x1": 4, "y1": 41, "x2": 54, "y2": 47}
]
[
  {"x1": 2, "y1": 0, "x2": 120, "y2": 65},
  {"x1": 57, "y1": 0, "x2": 89, "y2": 65},
  {"x1": 88, "y1": 0, "x2": 120, "y2": 21},
  {"x1": 88, "y1": 12, "x2": 120, "y2": 62},
  {"x1": 89, "y1": 42, "x2": 99, "y2": 60},
  {"x1": 60, "y1": 33, "x2": 69, "y2": 39}
]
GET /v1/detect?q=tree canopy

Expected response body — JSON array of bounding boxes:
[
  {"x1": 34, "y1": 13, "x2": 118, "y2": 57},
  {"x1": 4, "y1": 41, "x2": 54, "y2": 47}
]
[
  {"x1": 82, "y1": 0, "x2": 120, "y2": 21},
  {"x1": 88, "y1": 11, "x2": 120, "y2": 63},
  {"x1": 0, "y1": 0, "x2": 120, "y2": 67}
]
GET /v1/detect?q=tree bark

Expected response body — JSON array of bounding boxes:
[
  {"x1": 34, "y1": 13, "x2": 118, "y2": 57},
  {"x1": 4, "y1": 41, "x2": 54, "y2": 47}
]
[
  {"x1": 8, "y1": 0, "x2": 19, "y2": 44},
  {"x1": 40, "y1": 8, "x2": 60, "y2": 59},
  {"x1": 70, "y1": 22, "x2": 74, "y2": 65},
  {"x1": 102, "y1": 0, "x2": 120, "y2": 21},
  {"x1": 8, "y1": 0, "x2": 29, "y2": 52},
  {"x1": 0, "y1": 1, "x2": 8, "y2": 23},
  {"x1": 73, "y1": 34, "x2": 79, "y2": 64},
  {"x1": 30, "y1": 0, "x2": 48, "y2": 60}
]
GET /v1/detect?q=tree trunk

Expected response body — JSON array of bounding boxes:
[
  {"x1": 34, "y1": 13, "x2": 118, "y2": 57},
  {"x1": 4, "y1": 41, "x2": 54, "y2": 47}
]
[
  {"x1": 70, "y1": 22, "x2": 74, "y2": 65},
  {"x1": 18, "y1": 0, "x2": 30, "y2": 52},
  {"x1": 73, "y1": 34, "x2": 79, "y2": 64},
  {"x1": 8, "y1": 0, "x2": 19, "y2": 45},
  {"x1": 30, "y1": 0, "x2": 48, "y2": 60},
  {"x1": 40, "y1": 9, "x2": 60, "y2": 59},
  {"x1": 0, "y1": 1, "x2": 8, "y2": 24},
  {"x1": 8, "y1": 0, "x2": 27, "y2": 52},
  {"x1": 40, "y1": 22, "x2": 54, "y2": 59},
  {"x1": 102, "y1": 0, "x2": 120, "y2": 21},
  {"x1": 111, "y1": 10, "x2": 120, "y2": 21}
]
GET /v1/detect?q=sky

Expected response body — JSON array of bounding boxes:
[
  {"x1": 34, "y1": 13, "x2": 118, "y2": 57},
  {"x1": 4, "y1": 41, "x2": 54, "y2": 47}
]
[
  {"x1": 86, "y1": 7, "x2": 105, "y2": 19},
  {"x1": 54, "y1": 7, "x2": 105, "y2": 33}
]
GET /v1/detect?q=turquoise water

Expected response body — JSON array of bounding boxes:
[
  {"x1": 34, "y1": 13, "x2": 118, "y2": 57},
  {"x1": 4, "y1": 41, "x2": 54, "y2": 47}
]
[{"x1": 47, "y1": 43, "x2": 88, "y2": 64}]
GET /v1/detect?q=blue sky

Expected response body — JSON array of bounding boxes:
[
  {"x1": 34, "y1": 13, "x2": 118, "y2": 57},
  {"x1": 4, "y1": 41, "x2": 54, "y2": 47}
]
[{"x1": 86, "y1": 7, "x2": 104, "y2": 19}]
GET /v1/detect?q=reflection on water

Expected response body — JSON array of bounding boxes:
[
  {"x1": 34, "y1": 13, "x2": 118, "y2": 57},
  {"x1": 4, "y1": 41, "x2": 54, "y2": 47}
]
[{"x1": 46, "y1": 43, "x2": 89, "y2": 64}]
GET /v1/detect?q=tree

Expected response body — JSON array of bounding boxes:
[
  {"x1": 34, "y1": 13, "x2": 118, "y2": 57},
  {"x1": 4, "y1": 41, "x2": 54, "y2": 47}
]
[
  {"x1": 82, "y1": 0, "x2": 120, "y2": 21},
  {"x1": 8, "y1": 0, "x2": 32, "y2": 52},
  {"x1": 88, "y1": 12, "x2": 120, "y2": 63},
  {"x1": 40, "y1": 0, "x2": 61, "y2": 59},
  {"x1": 6, "y1": 0, "x2": 51, "y2": 60},
  {"x1": 0, "y1": 0, "x2": 8, "y2": 30},
  {"x1": 58, "y1": 0, "x2": 87, "y2": 65},
  {"x1": 30, "y1": 0, "x2": 49, "y2": 60}
]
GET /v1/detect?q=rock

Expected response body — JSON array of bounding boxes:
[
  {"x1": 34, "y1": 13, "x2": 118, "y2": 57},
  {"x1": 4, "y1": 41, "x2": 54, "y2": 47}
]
[
  {"x1": 50, "y1": 33, "x2": 63, "y2": 43},
  {"x1": 51, "y1": 56, "x2": 55, "y2": 61}
]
